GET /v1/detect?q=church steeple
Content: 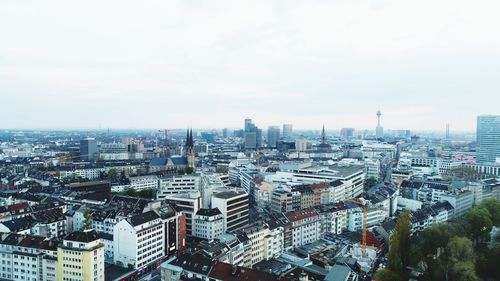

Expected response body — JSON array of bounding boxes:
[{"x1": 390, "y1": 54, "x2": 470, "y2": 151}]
[
  {"x1": 321, "y1": 125, "x2": 326, "y2": 144},
  {"x1": 185, "y1": 128, "x2": 190, "y2": 149},
  {"x1": 185, "y1": 128, "x2": 196, "y2": 169}
]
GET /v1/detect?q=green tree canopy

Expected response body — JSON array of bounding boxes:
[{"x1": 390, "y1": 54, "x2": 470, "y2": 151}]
[
  {"x1": 374, "y1": 268, "x2": 401, "y2": 281},
  {"x1": 462, "y1": 207, "x2": 493, "y2": 245},
  {"x1": 107, "y1": 168, "x2": 119, "y2": 179},
  {"x1": 479, "y1": 199, "x2": 500, "y2": 226}
]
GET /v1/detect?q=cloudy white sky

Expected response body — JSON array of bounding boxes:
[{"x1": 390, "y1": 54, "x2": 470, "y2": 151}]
[{"x1": 1, "y1": 0, "x2": 499, "y2": 131}]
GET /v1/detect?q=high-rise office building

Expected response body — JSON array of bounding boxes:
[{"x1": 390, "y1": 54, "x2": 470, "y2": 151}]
[
  {"x1": 340, "y1": 128, "x2": 355, "y2": 140},
  {"x1": 243, "y1": 118, "x2": 262, "y2": 149},
  {"x1": 80, "y1": 138, "x2": 98, "y2": 161},
  {"x1": 211, "y1": 190, "x2": 249, "y2": 232},
  {"x1": 267, "y1": 126, "x2": 280, "y2": 147},
  {"x1": 375, "y1": 109, "x2": 384, "y2": 138},
  {"x1": 283, "y1": 124, "x2": 293, "y2": 139},
  {"x1": 476, "y1": 115, "x2": 500, "y2": 164}
]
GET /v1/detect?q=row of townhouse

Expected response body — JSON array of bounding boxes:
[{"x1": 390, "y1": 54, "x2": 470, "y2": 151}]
[
  {"x1": 0, "y1": 233, "x2": 59, "y2": 281},
  {"x1": 410, "y1": 201, "x2": 454, "y2": 233},
  {"x1": 71, "y1": 204, "x2": 185, "y2": 269},
  {"x1": 59, "y1": 164, "x2": 141, "y2": 180},
  {"x1": 0, "y1": 229, "x2": 106, "y2": 281},
  {"x1": 0, "y1": 208, "x2": 67, "y2": 239},
  {"x1": 196, "y1": 221, "x2": 284, "y2": 268},
  {"x1": 270, "y1": 180, "x2": 346, "y2": 214}
]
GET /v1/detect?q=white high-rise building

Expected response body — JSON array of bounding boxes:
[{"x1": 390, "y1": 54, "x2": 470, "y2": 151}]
[
  {"x1": 211, "y1": 189, "x2": 249, "y2": 232},
  {"x1": 113, "y1": 211, "x2": 164, "y2": 269},
  {"x1": 192, "y1": 208, "x2": 224, "y2": 241}
]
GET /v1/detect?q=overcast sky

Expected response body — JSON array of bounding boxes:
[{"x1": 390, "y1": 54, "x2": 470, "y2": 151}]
[{"x1": 1, "y1": 0, "x2": 499, "y2": 131}]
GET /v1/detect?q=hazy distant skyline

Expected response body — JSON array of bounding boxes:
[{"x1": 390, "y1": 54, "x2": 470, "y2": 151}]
[{"x1": 1, "y1": 0, "x2": 499, "y2": 131}]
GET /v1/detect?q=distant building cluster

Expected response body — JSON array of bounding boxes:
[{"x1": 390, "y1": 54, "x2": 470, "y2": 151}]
[{"x1": 0, "y1": 113, "x2": 498, "y2": 280}]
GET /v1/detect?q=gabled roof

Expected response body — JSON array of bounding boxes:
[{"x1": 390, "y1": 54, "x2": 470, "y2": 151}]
[
  {"x1": 169, "y1": 156, "x2": 188, "y2": 165},
  {"x1": 196, "y1": 208, "x2": 222, "y2": 217},
  {"x1": 284, "y1": 208, "x2": 318, "y2": 222},
  {"x1": 150, "y1": 157, "x2": 168, "y2": 166},
  {"x1": 129, "y1": 210, "x2": 160, "y2": 227},
  {"x1": 0, "y1": 216, "x2": 35, "y2": 232},
  {"x1": 324, "y1": 264, "x2": 355, "y2": 281},
  {"x1": 209, "y1": 262, "x2": 281, "y2": 281},
  {"x1": 65, "y1": 229, "x2": 100, "y2": 243},
  {"x1": 169, "y1": 253, "x2": 213, "y2": 275}
]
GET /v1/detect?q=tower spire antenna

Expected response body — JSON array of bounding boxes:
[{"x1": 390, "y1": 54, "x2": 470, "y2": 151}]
[{"x1": 321, "y1": 124, "x2": 326, "y2": 143}]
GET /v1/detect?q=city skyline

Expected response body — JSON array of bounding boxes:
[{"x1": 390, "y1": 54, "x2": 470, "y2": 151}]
[{"x1": 1, "y1": 0, "x2": 499, "y2": 130}]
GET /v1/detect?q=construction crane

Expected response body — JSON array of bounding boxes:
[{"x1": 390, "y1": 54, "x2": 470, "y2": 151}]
[
  {"x1": 346, "y1": 198, "x2": 368, "y2": 258},
  {"x1": 164, "y1": 129, "x2": 168, "y2": 157},
  {"x1": 362, "y1": 205, "x2": 367, "y2": 257}
]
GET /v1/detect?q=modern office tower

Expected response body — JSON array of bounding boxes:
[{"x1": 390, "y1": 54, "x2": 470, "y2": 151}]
[
  {"x1": 80, "y1": 138, "x2": 98, "y2": 161},
  {"x1": 477, "y1": 115, "x2": 500, "y2": 164},
  {"x1": 211, "y1": 189, "x2": 249, "y2": 232},
  {"x1": 163, "y1": 192, "x2": 202, "y2": 236},
  {"x1": 376, "y1": 109, "x2": 384, "y2": 138},
  {"x1": 58, "y1": 229, "x2": 105, "y2": 281},
  {"x1": 340, "y1": 128, "x2": 355, "y2": 140},
  {"x1": 222, "y1": 128, "x2": 230, "y2": 138},
  {"x1": 244, "y1": 118, "x2": 252, "y2": 132},
  {"x1": 267, "y1": 126, "x2": 280, "y2": 148},
  {"x1": 243, "y1": 118, "x2": 262, "y2": 149},
  {"x1": 283, "y1": 124, "x2": 293, "y2": 139}
]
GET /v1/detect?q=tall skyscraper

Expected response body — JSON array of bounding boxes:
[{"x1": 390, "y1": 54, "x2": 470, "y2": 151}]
[
  {"x1": 267, "y1": 126, "x2": 280, "y2": 147},
  {"x1": 243, "y1": 118, "x2": 262, "y2": 149},
  {"x1": 476, "y1": 115, "x2": 500, "y2": 164},
  {"x1": 80, "y1": 138, "x2": 98, "y2": 161},
  {"x1": 283, "y1": 124, "x2": 293, "y2": 139},
  {"x1": 375, "y1": 109, "x2": 384, "y2": 138},
  {"x1": 340, "y1": 128, "x2": 355, "y2": 140}
]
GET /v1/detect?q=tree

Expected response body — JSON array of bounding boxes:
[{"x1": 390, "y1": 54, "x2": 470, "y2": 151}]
[
  {"x1": 82, "y1": 208, "x2": 93, "y2": 230},
  {"x1": 412, "y1": 223, "x2": 464, "y2": 265},
  {"x1": 185, "y1": 167, "x2": 194, "y2": 174},
  {"x1": 479, "y1": 199, "x2": 500, "y2": 226},
  {"x1": 108, "y1": 168, "x2": 119, "y2": 179},
  {"x1": 374, "y1": 268, "x2": 401, "y2": 281},
  {"x1": 450, "y1": 166, "x2": 480, "y2": 181},
  {"x1": 387, "y1": 210, "x2": 411, "y2": 279},
  {"x1": 462, "y1": 207, "x2": 493, "y2": 245},
  {"x1": 445, "y1": 237, "x2": 479, "y2": 281},
  {"x1": 450, "y1": 262, "x2": 480, "y2": 281},
  {"x1": 124, "y1": 188, "x2": 138, "y2": 197},
  {"x1": 365, "y1": 177, "x2": 377, "y2": 189}
]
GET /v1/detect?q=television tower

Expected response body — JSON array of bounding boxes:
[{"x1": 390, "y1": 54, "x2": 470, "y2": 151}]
[{"x1": 375, "y1": 109, "x2": 384, "y2": 138}]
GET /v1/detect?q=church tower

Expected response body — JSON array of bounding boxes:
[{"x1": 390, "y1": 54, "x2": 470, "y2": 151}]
[{"x1": 185, "y1": 128, "x2": 196, "y2": 168}]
